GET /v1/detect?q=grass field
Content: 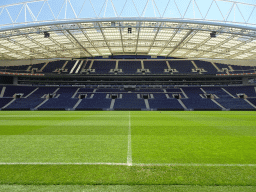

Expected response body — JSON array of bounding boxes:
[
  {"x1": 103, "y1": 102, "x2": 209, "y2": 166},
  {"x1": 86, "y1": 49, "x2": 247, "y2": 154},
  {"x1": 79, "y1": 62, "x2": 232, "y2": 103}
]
[{"x1": 0, "y1": 111, "x2": 255, "y2": 190}]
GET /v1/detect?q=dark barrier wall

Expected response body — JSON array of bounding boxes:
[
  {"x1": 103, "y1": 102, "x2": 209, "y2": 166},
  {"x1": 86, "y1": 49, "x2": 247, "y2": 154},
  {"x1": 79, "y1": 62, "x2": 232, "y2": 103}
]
[{"x1": 0, "y1": 76, "x2": 13, "y2": 84}]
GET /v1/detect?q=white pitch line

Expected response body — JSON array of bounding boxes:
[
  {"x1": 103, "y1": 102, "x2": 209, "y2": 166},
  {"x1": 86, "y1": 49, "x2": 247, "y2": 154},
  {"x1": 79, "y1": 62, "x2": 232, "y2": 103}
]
[
  {"x1": 0, "y1": 162, "x2": 128, "y2": 165},
  {"x1": 127, "y1": 111, "x2": 132, "y2": 166},
  {"x1": 0, "y1": 162, "x2": 255, "y2": 167},
  {"x1": 133, "y1": 163, "x2": 256, "y2": 167}
]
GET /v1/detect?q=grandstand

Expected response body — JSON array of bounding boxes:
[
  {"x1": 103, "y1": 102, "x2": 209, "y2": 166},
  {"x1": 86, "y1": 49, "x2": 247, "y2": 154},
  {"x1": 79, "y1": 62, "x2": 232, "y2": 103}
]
[
  {"x1": 0, "y1": 0, "x2": 256, "y2": 190},
  {"x1": 0, "y1": 57, "x2": 256, "y2": 111}
]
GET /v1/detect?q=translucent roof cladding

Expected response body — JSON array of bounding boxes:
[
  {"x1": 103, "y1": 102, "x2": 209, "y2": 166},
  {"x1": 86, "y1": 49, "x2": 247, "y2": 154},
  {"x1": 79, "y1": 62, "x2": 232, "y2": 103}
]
[
  {"x1": 0, "y1": 19, "x2": 256, "y2": 60},
  {"x1": 0, "y1": 0, "x2": 256, "y2": 29}
]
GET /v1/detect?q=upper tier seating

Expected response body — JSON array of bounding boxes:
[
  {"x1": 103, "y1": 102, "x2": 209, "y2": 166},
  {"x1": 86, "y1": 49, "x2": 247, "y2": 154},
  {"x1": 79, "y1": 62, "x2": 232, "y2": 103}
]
[
  {"x1": 214, "y1": 63, "x2": 256, "y2": 74},
  {"x1": 5, "y1": 65, "x2": 29, "y2": 72},
  {"x1": 118, "y1": 61, "x2": 141, "y2": 74},
  {"x1": 215, "y1": 63, "x2": 229, "y2": 71},
  {"x1": 194, "y1": 60, "x2": 218, "y2": 74},
  {"x1": 240, "y1": 66, "x2": 256, "y2": 73},
  {"x1": 92, "y1": 61, "x2": 116, "y2": 74},
  {"x1": 143, "y1": 61, "x2": 167, "y2": 74},
  {"x1": 231, "y1": 65, "x2": 243, "y2": 72},
  {"x1": 43, "y1": 61, "x2": 66, "y2": 73},
  {"x1": 65, "y1": 60, "x2": 78, "y2": 72},
  {"x1": 1, "y1": 60, "x2": 256, "y2": 75},
  {"x1": 168, "y1": 61, "x2": 194, "y2": 73},
  {"x1": 27, "y1": 63, "x2": 45, "y2": 71}
]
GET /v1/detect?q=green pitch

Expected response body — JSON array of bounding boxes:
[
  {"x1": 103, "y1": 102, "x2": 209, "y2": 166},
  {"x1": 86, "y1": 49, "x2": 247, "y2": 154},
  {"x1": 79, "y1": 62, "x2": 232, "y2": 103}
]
[{"x1": 0, "y1": 111, "x2": 255, "y2": 187}]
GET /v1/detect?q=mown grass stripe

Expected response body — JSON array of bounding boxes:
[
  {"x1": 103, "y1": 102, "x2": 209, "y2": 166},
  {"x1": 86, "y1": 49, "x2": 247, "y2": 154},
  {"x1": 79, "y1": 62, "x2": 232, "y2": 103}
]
[
  {"x1": 127, "y1": 111, "x2": 132, "y2": 166},
  {"x1": 0, "y1": 162, "x2": 256, "y2": 167}
]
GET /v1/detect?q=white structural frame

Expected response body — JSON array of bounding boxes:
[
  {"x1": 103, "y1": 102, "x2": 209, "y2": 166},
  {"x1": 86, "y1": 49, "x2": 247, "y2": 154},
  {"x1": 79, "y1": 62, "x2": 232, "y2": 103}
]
[{"x1": 0, "y1": 0, "x2": 256, "y2": 29}]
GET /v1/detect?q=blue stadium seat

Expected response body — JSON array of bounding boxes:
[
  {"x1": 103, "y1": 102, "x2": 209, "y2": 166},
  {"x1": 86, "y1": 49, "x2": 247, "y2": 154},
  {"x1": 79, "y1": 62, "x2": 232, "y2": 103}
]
[
  {"x1": 148, "y1": 94, "x2": 183, "y2": 110},
  {"x1": 0, "y1": 98, "x2": 13, "y2": 108},
  {"x1": 143, "y1": 61, "x2": 167, "y2": 74},
  {"x1": 168, "y1": 60, "x2": 194, "y2": 73},
  {"x1": 92, "y1": 61, "x2": 116, "y2": 74},
  {"x1": 118, "y1": 61, "x2": 141, "y2": 74},
  {"x1": 114, "y1": 94, "x2": 145, "y2": 110},
  {"x1": 76, "y1": 93, "x2": 111, "y2": 110},
  {"x1": 182, "y1": 98, "x2": 221, "y2": 110}
]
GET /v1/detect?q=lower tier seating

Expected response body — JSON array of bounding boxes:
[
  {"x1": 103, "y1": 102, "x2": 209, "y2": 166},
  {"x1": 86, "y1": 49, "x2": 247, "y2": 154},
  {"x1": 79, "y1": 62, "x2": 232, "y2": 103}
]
[
  {"x1": 38, "y1": 98, "x2": 79, "y2": 110},
  {"x1": 114, "y1": 94, "x2": 146, "y2": 110},
  {"x1": 148, "y1": 94, "x2": 183, "y2": 110},
  {"x1": 0, "y1": 98, "x2": 13, "y2": 108},
  {"x1": 182, "y1": 98, "x2": 221, "y2": 110},
  {"x1": 5, "y1": 98, "x2": 44, "y2": 110},
  {"x1": 216, "y1": 99, "x2": 255, "y2": 110},
  {"x1": 76, "y1": 94, "x2": 111, "y2": 110},
  {"x1": 0, "y1": 85, "x2": 255, "y2": 110}
]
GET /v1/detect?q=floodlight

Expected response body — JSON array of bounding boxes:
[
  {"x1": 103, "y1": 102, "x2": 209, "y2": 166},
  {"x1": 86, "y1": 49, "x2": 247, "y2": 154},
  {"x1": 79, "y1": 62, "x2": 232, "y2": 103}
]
[
  {"x1": 210, "y1": 31, "x2": 216, "y2": 38},
  {"x1": 44, "y1": 32, "x2": 50, "y2": 38}
]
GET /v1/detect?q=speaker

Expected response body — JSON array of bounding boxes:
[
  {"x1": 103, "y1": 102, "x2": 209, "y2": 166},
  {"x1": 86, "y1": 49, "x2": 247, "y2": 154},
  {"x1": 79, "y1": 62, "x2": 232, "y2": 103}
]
[
  {"x1": 210, "y1": 31, "x2": 216, "y2": 38},
  {"x1": 44, "y1": 32, "x2": 50, "y2": 38}
]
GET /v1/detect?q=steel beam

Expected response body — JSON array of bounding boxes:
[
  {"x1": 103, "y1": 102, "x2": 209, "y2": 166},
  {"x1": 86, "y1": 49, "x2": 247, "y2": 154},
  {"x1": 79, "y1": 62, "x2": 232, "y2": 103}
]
[
  {"x1": 64, "y1": 30, "x2": 92, "y2": 57},
  {"x1": 167, "y1": 30, "x2": 194, "y2": 57}
]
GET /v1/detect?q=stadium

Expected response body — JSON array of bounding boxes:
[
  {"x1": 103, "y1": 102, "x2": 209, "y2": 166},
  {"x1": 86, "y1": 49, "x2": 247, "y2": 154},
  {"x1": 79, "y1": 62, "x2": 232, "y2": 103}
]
[{"x1": 0, "y1": 0, "x2": 255, "y2": 191}]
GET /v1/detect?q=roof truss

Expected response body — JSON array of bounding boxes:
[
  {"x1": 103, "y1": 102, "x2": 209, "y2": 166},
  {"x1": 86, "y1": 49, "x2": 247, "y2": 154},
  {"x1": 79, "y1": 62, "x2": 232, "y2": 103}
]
[{"x1": 0, "y1": 19, "x2": 256, "y2": 60}]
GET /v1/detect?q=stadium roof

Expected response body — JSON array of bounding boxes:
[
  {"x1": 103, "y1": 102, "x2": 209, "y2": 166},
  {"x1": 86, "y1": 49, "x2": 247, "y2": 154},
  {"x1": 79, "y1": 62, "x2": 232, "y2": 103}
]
[{"x1": 0, "y1": 0, "x2": 256, "y2": 61}]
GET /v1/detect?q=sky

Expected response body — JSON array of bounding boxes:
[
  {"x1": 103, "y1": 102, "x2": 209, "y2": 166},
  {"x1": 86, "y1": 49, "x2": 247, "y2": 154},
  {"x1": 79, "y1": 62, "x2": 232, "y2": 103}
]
[{"x1": 0, "y1": 0, "x2": 255, "y2": 27}]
